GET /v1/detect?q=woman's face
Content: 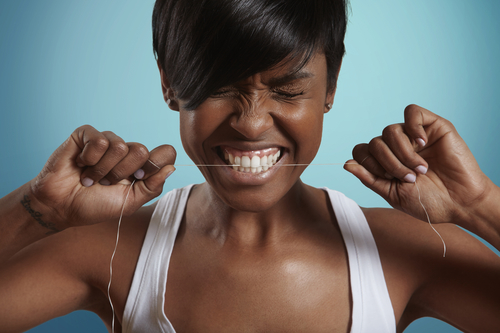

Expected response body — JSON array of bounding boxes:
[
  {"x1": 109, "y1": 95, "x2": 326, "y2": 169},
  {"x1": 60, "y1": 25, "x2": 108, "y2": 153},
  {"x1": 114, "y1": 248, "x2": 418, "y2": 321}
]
[{"x1": 178, "y1": 53, "x2": 334, "y2": 212}]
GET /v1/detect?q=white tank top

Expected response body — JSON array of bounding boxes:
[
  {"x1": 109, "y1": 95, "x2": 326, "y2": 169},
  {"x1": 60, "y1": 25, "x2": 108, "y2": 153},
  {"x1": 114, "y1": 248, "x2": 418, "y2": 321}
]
[{"x1": 122, "y1": 185, "x2": 395, "y2": 333}]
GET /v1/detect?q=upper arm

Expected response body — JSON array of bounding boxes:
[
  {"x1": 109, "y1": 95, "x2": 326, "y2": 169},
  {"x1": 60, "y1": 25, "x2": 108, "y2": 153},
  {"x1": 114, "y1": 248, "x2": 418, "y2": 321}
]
[
  {"x1": 408, "y1": 225, "x2": 500, "y2": 332},
  {"x1": 0, "y1": 228, "x2": 104, "y2": 333},
  {"x1": 365, "y1": 208, "x2": 500, "y2": 332}
]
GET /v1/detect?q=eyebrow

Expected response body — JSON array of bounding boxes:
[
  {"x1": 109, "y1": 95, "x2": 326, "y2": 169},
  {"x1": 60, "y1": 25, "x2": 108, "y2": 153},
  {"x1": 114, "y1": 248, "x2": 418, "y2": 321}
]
[{"x1": 267, "y1": 70, "x2": 314, "y2": 86}]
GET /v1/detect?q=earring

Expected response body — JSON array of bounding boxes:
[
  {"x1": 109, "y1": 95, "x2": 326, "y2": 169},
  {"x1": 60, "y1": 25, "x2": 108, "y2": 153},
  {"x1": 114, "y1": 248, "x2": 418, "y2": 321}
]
[
  {"x1": 326, "y1": 103, "x2": 332, "y2": 110},
  {"x1": 166, "y1": 98, "x2": 171, "y2": 106}
]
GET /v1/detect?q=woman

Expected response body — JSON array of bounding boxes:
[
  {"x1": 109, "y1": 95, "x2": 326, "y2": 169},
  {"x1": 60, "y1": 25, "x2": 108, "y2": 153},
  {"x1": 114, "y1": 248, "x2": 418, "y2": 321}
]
[{"x1": 1, "y1": 0, "x2": 499, "y2": 332}]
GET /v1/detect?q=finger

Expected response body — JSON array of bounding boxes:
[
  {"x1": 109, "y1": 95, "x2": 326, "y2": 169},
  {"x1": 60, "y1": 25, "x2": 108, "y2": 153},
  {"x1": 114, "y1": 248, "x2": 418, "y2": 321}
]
[
  {"x1": 352, "y1": 143, "x2": 392, "y2": 180},
  {"x1": 104, "y1": 142, "x2": 150, "y2": 185},
  {"x1": 404, "y1": 104, "x2": 440, "y2": 147},
  {"x1": 344, "y1": 159, "x2": 391, "y2": 200},
  {"x1": 381, "y1": 124, "x2": 428, "y2": 175},
  {"x1": 368, "y1": 136, "x2": 417, "y2": 183},
  {"x1": 80, "y1": 131, "x2": 129, "y2": 186},
  {"x1": 72, "y1": 125, "x2": 110, "y2": 168},
  {"x1": 130, "y1": 161, "x2": 177, "y2": 209},
  {"x1": 133, "y1": 145, "x2": 177, "y2": 180}
]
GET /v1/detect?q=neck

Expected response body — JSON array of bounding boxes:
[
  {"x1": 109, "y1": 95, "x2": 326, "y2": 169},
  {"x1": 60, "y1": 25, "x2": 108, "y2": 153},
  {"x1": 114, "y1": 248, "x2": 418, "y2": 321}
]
[{"x1": 188, "y1": 180, "x2": 329, "y2": 248}]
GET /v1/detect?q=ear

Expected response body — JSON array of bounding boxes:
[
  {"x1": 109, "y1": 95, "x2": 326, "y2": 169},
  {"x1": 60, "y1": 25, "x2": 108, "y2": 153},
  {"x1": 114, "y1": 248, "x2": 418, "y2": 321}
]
[
  {"x1": 157, "y1": 60, "x2": 180, "y2": 111},
  {"x1": 324, "y1": 59, "x2": 343, "y2": 114}
]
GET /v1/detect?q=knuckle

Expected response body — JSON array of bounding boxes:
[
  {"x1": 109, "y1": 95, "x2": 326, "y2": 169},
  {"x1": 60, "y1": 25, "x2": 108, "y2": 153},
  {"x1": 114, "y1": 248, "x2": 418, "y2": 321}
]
[
  {"x1": 440, "y1": 118, "x2": 455, "y2": 130},
  {"x1": 77, "y1": 124, "x2": 94, "y2": 132},
  {"x1": 404, "y1": 104, "x2": 419, "y2": 115},
  {"x1": 352, "y1": 143, "x2": 367, "y2": 158},
  {"x1": 93, "y1": 137, "x2": 110, "y2": 152},
  {"x1": 368, "y1": 137, "x2": 384, "y2": 152},
  {"x1": 110, "y1": 141, "x2": 129, "y2": 157},
  {"x1": 131, "y1": 143, "x2": 149, "y2": 161},
  {"x1": 165, "y1": 145, "x2": 177, "y2": 160},
  {"x1": 382, "y1": 124, "x2": 400, "y2": 140},
  {"x1": 101, "y1": 130, "x2": 116, "y2": 136},
  {"x1": 160, "y1": 145, "x2": 177, "y2": 162}
]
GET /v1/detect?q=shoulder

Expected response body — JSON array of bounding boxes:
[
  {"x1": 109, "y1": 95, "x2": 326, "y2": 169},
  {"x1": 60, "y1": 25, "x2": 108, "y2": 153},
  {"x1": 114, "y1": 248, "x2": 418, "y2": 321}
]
[
  {"x1": 24, "y1": 203, "x2": 157, "y2": 299},
  {"x1": 362, "y1": 207, "x2": 497, "y2": 269},
  {"x1": 362, "y1": 207, "x2": 500, "y2": 327},
  {"x1": 59, "y1": 203, "x2": 156, "y2": 281}
]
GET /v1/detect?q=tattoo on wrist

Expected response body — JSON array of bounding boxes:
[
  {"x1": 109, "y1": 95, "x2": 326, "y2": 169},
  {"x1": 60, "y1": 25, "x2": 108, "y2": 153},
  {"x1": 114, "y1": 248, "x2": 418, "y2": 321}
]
[{"x1": 21, "y1": 195, "x2": 60, "y2": 233}]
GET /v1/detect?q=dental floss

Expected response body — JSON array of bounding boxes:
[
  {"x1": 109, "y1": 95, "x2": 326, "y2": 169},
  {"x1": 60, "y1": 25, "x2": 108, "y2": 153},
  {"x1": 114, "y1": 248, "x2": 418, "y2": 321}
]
[
  {"x1": 107, "y1": 164, "x2": 446, "y2": 330},
  {"x1": 173, "y1": 163, "x2": 447, "y2": 256},
  {"x1": 108, "y1": 179, "x2": 136, "y2": 333},
  {"x1": 415, "y1": 180, "x2": 447, "y2": 257},
  {"x1": 174, "y1": 163, "x2": 354, "y2": 167}
]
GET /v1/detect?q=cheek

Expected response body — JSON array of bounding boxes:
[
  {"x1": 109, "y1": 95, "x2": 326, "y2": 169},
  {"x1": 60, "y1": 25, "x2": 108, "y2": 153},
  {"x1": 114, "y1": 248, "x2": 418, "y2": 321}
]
[
  {"x1": 179, "y1": 104, "x2": 229, "y2": 162},
  {"x1": 282, "y1": 103, "x2": 324, "y2": 162},
  {"x1": 179, "y1": 111, "x2": 204, "y2": 162}
]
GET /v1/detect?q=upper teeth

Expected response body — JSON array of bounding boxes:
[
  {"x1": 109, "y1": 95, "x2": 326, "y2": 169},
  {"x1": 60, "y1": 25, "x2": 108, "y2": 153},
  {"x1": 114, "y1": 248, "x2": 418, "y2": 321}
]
[{"x1": 225, "y1": 150, "x2": 281, "y2": 174}]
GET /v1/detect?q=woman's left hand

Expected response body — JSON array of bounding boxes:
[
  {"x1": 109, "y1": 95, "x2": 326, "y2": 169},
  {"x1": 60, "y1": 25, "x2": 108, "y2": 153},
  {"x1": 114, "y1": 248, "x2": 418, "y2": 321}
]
[{"x1": 344, "y1": 104, "x2": 495, "y2": 228}]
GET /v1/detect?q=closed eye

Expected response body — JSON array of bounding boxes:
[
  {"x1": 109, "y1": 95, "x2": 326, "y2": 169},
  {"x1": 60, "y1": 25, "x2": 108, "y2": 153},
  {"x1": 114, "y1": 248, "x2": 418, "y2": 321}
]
[{"x1": 273, "y1": 91, "x2": 304, "y2": 99}]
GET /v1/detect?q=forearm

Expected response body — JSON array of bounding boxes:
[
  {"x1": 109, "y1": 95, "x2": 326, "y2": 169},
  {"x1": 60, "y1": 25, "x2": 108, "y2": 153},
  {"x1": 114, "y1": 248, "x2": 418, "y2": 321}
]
[
  {"x1": 465, "y1": 180, "x2": 500, "y2": 251},
  {"x1": 0, "y1": 181, "x2": 59, "y2": 264}
]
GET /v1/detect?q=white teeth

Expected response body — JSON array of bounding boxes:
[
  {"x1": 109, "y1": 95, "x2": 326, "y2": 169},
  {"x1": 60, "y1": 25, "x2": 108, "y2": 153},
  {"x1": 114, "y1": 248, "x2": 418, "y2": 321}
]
[
  {"x1": 234, "y1": 156, "x2": 241, "y2": 169},
  {"x1": 260, "y1": 155, "x2": 267, "y2": 167},
  {"x1": 225, "y1": 150, "x2": 282, "y2": 174},
  {"x1": 241, "y1": 156, "x2": 251, "y2": 168},
  {"x1": 251, "y1": 156, "x2": 260, "y2": 168}
]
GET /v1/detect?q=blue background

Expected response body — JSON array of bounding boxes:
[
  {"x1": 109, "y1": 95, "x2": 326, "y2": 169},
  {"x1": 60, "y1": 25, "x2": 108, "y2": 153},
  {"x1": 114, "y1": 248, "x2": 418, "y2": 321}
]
[{"x1": 1, "y1": 0, "x2": 499, "y2": 332}]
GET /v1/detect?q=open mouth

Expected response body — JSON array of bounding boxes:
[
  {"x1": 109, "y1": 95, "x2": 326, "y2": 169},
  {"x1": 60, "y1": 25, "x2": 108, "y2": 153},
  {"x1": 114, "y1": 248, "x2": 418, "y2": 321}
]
[{"x1": 217, "y1": 145, "x2": 283, "y2": 174}]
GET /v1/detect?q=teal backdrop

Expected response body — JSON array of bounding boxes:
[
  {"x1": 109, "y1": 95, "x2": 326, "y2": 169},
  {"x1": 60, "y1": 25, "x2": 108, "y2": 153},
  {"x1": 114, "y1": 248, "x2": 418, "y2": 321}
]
[{"x1": 1, "y1": 1, "x2": 499, "y2": 332}]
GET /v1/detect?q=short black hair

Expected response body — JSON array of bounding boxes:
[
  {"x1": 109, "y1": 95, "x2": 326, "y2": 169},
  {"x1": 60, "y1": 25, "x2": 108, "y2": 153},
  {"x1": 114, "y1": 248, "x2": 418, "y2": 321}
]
[{"x1": 153, "y1": 0, "x2": 348, "y2": 110}]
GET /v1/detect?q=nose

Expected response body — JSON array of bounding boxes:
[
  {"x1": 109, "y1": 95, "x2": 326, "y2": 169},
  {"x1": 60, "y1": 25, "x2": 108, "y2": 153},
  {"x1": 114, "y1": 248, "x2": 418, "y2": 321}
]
[{"x1": 230, "y1": 99, "x2": 274, "y2": 140}]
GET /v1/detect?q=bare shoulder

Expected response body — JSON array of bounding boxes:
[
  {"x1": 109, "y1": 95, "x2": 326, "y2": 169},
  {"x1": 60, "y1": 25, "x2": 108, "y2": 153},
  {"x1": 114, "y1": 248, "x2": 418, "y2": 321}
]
[
  {"x1": 362, "y1": 207, "x2": 498, "y2": 269},
  {"x1": 361, "y1": 207, "x2": 500, "y2": 330},
  {"x1": 0, "y1": 203, "x2": 158, "y2": 331},
  {"x1": 28, "y1": 202, "x2": 156, "y2": 278},
  {"x1": 19, "y1": 202, "x2": 157, "y2": 312}
]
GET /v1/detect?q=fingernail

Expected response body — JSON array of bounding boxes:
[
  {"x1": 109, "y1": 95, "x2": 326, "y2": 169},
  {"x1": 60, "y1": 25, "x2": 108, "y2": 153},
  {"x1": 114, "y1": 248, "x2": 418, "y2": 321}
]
[
  {"x1": 385, "y1": 173, "x2": 394, "y2": 180},
  {"x1": 415, "y1": 165, "x2": 428, "y2": 175},
  {"x1": 82, "y1": 177, "x2": 94, "y2": 187},
  {"x1": 165, "y1": 170, "x2": 174, "y2": 180},
  {"x1": 99, "y1": 178, "x2": 111, "y2": 186},
  {"x1": 416, "y1": 138, "x2": 426, "y2": 147},
  {"x1": 134, "y1": 169, "x2": 145, "y2": 179},
  {"x1": 404, "y1": 173, "x2": 416, "y2": 183}
]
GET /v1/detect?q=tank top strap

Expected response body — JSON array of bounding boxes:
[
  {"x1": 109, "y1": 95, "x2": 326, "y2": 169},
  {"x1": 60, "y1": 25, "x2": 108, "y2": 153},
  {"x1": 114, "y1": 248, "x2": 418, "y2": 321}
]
[
  {"x1": 323, "y1": 188, "x2": 396, "y2": 333},
  {"x1": 122, "y1": 185, "x2": 194, "y2": 333}
]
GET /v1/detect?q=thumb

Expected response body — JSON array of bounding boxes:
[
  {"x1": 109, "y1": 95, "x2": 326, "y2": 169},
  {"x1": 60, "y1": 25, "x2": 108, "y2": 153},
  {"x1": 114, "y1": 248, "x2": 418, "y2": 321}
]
[{"x1": 131, "y1": 165, "x2": 176, "y2": 206}]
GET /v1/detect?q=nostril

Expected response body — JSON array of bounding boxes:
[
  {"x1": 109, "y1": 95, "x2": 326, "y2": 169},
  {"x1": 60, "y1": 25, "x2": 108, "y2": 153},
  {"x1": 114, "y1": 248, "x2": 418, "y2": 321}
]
[{"x1": 230, "y1": 111, "x2": 274, "y2": 140}]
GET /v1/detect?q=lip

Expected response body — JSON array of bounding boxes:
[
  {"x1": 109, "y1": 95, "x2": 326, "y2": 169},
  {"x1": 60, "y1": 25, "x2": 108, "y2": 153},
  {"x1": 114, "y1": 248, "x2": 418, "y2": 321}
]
[{"x1": 209, "y1": 144, "x2": 288, "y2": 186}]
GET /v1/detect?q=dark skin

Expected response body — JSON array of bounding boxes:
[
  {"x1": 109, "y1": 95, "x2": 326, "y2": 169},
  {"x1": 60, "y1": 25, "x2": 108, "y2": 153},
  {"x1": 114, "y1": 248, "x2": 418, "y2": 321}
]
[{"x1": 0, "y1": 53, "x2": 499, "y2": 332}]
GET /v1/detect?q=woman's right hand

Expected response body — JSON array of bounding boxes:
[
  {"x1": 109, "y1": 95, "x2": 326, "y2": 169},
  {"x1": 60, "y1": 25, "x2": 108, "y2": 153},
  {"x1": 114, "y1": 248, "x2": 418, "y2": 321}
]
[{"x1": 29, "y1": 125, "x2": 176, "y2": 231}]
